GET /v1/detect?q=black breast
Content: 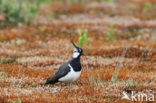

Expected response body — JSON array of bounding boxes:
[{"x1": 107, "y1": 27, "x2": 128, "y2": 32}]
[{"x1": 70, "y1": 58, "x2": 82, "y2": 71}]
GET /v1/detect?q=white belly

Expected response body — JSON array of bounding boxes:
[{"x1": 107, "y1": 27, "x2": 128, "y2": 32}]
[{"x1": 58, "y1": 64, "x2": 81, "y2": 83}]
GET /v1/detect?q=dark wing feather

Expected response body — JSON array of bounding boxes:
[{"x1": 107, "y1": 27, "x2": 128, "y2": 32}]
[{"x1": 45, "y1": 63, "x2": 71, "y2": 85}]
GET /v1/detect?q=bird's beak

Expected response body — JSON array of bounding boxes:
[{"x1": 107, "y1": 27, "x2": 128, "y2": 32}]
[{"x1": 82, "y1": 52, "x2": 86, "y2": 56}]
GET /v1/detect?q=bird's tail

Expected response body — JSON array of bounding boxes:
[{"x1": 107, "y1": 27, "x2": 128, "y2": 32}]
[{"x1": 45, "y1": 77, "x2": 58, "y2": 85}]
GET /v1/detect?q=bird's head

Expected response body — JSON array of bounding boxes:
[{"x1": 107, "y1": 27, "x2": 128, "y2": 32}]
[{"x1": 71, "y1": 41, "x2": 86, "y2": 58}]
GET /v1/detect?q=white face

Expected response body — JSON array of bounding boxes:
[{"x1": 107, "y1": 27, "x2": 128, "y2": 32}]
[{"x1": 72, "y1": 47, "x2": 80, "y2": 58}]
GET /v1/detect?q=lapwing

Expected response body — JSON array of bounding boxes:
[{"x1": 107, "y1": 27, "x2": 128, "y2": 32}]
[{"x1": 45, "y1": 40, "x2": 86, "y2": 85}]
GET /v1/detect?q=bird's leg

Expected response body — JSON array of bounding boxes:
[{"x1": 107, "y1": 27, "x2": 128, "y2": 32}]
[
  {"x1": 69, "y1": 82, "x2": 71, "y2": 87},
  {"x1": 60, "y1": 82, "x2": 64, "y2": 91},
  {"x1": 68, "y1": 82, "x2": 72, "y2": 88}
]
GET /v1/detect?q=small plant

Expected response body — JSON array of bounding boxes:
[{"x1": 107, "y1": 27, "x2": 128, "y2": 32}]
[
  {"x1": 0, "y1": 72, "x2": 8, "y2": 79},
  {"x1": 111, "y1": 74, "x2": 119, "y2": 83},
  {"x1": 12, "y1": 98, "x2": 22, "y2": 103},
  {"x1": 38, "y1": 26, "x2": 46, "y2": 33},
  {"x1": 106, "y1": 22, "x2": 117, "y2": 42},
  {"x1": 0, "y1": 0, "x2": 40, "y2": 26},
  {"x1": 107, "y1": 0, "x2": 114, "y2": 3},
  {"x1": 0, "y1": 56, "x2": 16, "y2": 64},
  {"x1": 31, "y1": 82, "x2": 37, "y2": 87},
  {"x1": 126, "y1": 79, "x2": 138, "y2": 87},
  {"x1": 126, "y1": 79, "x2": 135, "y2": 87},
  {"x1": 97, "y1": 74, "x2": 104, "y2": 86},
  {"x1": 77, "y1": 29, "x2": 93, "y2": 47},
  {"x1": 143, "y1": 2, "x2": 153, "y2": 12}
]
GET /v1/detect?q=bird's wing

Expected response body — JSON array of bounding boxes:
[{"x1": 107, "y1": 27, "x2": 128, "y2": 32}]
[
  {"x1": 54, "y1": 63, "x2": 71, "y2": 79},
  {"x1": 45, "y1": 63, "x2": 71, "y2": 84}
]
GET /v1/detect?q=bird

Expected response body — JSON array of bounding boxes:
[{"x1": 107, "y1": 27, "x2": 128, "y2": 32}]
[{"x1": 45, "y1": 40, "x2": 86, "y2": 85}]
